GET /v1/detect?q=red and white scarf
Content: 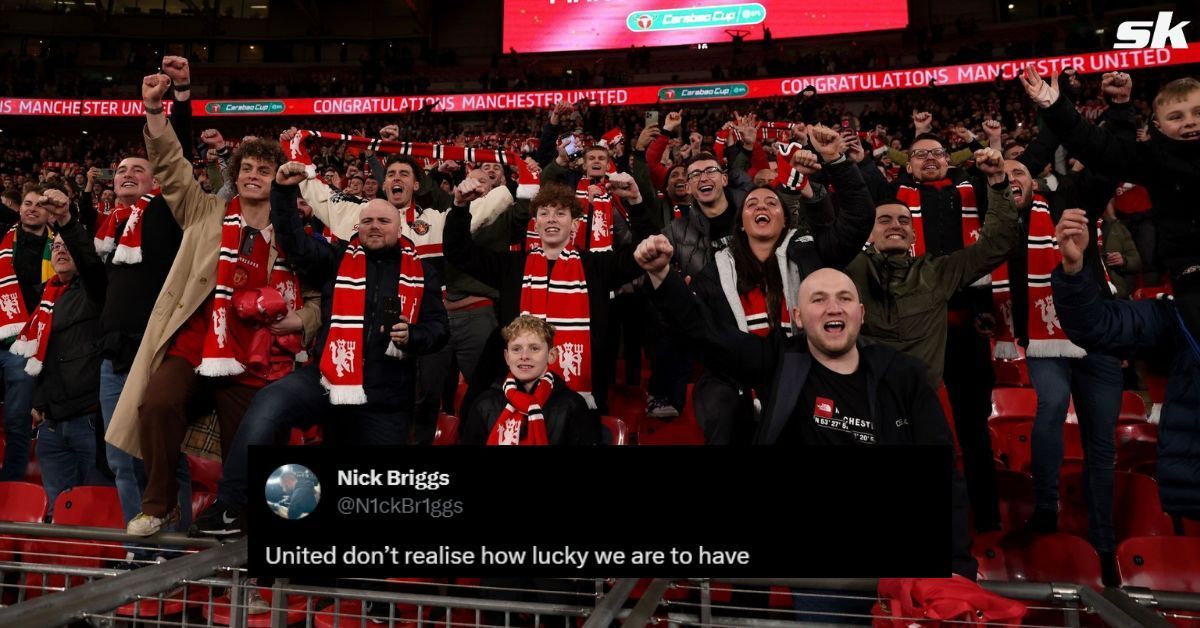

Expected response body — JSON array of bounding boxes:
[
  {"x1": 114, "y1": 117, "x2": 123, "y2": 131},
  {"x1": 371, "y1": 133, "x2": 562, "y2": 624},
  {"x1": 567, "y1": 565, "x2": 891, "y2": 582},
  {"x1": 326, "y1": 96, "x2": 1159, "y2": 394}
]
[
  {"x1": 714, "y1": 244, "x2": 797, "y2": 338},
  {"x1": 772, "y1": 142, "x2": 811, "y2": 193},
  {"x1": 895, "y1": 180, "x2": 980, "y2": 258},
  {"x1": 992, "y1": 195, "x2": 1086, "y2": 359},
  {"x1": 0, "y1": 227, "x2": 32, "y2": 339},
  {"x1": 282, "y1": 130, "x2": 540, "y2": 200},
  {"x1": 486, "y1": 372, "x2": 554, "y2": 446},
  {"x1": 519, "y1": 247, "x2": 593, "y2": 406},
  {"x1": 197, "y1": 196, "x2": 305, "y2": 377},
  {"x1": 94, "y1": 189, "x2": 160, "y2": 265},
  {"x1": 319, "y1": 233, "x2": 426, "y2": 405},
  {"x1": 9, "y1": 277, "x2": 68, "y2": 376}
]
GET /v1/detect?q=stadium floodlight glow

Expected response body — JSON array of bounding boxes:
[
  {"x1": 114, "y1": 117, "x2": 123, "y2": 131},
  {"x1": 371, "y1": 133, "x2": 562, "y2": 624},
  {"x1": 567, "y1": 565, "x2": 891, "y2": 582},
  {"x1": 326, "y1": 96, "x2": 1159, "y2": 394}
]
[
  {"x1": 250, "y1": 4, "x2": 268, "y2": 8},
  {"x1": 1007, "y1": 3, "x2": 1014, "y2": 9}
]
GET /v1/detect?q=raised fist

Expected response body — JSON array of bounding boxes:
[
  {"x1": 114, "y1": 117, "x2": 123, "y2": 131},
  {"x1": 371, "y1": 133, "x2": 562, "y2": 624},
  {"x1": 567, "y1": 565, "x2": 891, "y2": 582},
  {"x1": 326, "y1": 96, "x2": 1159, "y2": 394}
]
[
  {"x1": 982, "y1": 119, "x2": 1003, "y2": 145},
  {"x1": 37, "y1": 189, "x2": 70, "y2": 222},
  {"x1": 1101, "y1": 72, "x2": 1132, "y2": 103},
  {"x1": 663, "y1": 111, "x2": 683, "y2": 133},
  {"x1": 973, "y1": 147, "x2": 1004, "y2": 177},
  {"x1": 379, "y1": 125, "x2": 400, "y2": 141},
  {"x1": 634, "y1": 234, "x2": 674, "y2": 280},
  {"x1": 200, "y1": 128, "x2": 226, "y2": 150},
  {"x1": 142, "y1": 74, "x2": 171, "y2": 106},
  {"x1": 454, "y1": 177, "x2": 485, "y2": 206},
  {"x1": 606, "y1": 171, "x2": 641, "y2": 204},
  {"x1": 912, "y1": 110, "x2": 933, "y2": 135},
  {"x1": 279, "y1": 127, "x2": 298, "y2": 143},
  {"x1": 807, "y1": 124, "x2": 846, "y2": 162},
  {"x1": 161, "y1": 56, "x2": 191, "y2": 85},
  {"x1": 790, "y1": 149, "x2": 822, "y2": 175},
  {"x1": 276, "y1": 161, "x2": 308, "y2": 186}
]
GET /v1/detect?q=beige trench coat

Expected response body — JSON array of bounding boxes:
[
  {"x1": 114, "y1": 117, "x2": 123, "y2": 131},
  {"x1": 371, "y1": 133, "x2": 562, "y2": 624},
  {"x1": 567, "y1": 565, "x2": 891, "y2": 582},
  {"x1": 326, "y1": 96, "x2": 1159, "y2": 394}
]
[{"x1": 105, "y1": 123, "x2": 322, "y2": 457}]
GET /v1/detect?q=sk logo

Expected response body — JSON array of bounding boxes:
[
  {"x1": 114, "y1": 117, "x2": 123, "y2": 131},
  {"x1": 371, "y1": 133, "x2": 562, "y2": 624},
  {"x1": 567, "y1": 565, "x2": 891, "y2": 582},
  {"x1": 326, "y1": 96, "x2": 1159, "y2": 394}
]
[{"x1": 636, "y1": 15, "x2": 653, "y2": 30}]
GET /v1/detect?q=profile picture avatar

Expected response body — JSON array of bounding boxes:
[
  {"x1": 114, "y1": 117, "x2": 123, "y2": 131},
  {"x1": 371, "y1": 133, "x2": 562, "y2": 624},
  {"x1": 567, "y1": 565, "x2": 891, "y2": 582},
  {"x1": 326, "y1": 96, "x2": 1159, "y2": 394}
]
[{"x1": 266, "y1": 464, "x2": 321, "y2": 520}]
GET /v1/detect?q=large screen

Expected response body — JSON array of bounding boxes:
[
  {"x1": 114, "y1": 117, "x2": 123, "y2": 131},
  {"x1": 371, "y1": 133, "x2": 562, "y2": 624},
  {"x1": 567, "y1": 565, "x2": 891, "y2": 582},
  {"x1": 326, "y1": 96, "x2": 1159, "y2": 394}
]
[{"x1": 502, "y1": 0, "x2": 909, "y2": 54}]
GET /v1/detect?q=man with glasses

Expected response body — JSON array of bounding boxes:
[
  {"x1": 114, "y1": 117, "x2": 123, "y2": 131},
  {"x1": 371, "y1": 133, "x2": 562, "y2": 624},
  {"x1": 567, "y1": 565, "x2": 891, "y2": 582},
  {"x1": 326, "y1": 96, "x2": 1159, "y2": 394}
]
[{"x1": 893, "y1": 132, "x2": 1004, "y2": 533}]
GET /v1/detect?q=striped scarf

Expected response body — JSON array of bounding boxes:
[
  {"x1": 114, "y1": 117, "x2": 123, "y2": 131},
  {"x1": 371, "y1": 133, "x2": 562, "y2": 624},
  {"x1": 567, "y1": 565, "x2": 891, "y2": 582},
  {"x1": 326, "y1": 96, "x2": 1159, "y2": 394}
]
[
  {"x1": 487, "y1": 372, "x2": 554, "y2": 446},
  {"x1": 281, "y1": 130, "x2": 540, "y2": 200},
  {"x1": 992, "y1": 194, "x2": 1085, "y2": 359},
  {"x1": 9, "y1": 276, "x2": 68, "y2": 375},
  {"x1": 519, "y1": 247, "x2": 592, "y2": 405},
  {"x1": 320, "y1": 233, "x2": 426, "y2": 405},
  {"x1": 894, "y1": 180, "x2": 981, "y2": 258},
  {"x1": 0, "y1": 226, "x2": 53, "y2": 340},
  {"x1": 197, "y1": 196, "x2": 305, "y2": 377},
  {"x1": 94, "y1": 189, "x2": 160, "y2": 265}
]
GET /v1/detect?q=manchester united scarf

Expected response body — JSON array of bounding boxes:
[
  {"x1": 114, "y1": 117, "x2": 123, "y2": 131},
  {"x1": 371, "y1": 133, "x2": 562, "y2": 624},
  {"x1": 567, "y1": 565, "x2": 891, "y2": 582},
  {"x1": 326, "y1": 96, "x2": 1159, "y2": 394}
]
[
  {"x1": 519, "y1": 247, "x2": 593, "y2": 406},
  {"x1": 895, "y1": 180, "x2": 980, "y2": 258},
  {"x1": 0, "y1": 226, "x2": 53, "y2": 340},
  {"x1": 319, "y1": 233, "x2": 426, "y2": 405},
  {"x1": 282, "y1": 130, "x2": 540, "y2": 199},
  {"x1": 486, "y1": 372, "x2": 554, "y2": 446},
  {"x1": 197, "y1": 196, "x2": 305, "y2": 377},
  {"x1": 991, "y1": 195, "x2": 1086, "y2": 359},
  {"x1": 94, "y1": 189, "x2": 160, "y2": 265},
  {"x1": 9, "y1": 276, "x2": 68, "y2": 375}
]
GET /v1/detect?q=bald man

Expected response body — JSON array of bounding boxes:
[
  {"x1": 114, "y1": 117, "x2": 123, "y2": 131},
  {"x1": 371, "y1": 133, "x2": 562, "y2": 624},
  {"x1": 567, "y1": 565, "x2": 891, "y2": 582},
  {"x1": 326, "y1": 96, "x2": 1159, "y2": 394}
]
[
  {"x1": 191, "y1": 173, "x2": 450, "y2": 537},
  {"x1": 636, "y1": 236, "x2": 976, "y2": 578}
]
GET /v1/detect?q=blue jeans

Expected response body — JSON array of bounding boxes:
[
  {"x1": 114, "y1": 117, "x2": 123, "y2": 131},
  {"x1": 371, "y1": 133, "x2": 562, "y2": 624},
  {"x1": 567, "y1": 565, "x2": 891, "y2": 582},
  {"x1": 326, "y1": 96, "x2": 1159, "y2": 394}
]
[
  {"x1": 218, "y1": 364, "x2": 409, "y2": 507},
  {"x1": 1028, "y1": 354, "x2": 1122, "y2": 551},
  {"x1": 0, "y1": 349, "x2": 35, "y2": 481},
  {"x1": 37, "y1": 413, "x2": 113, "y2": 518},
  {"x1": 99, "y1": 359, "x2": 192, "y2": 530}
]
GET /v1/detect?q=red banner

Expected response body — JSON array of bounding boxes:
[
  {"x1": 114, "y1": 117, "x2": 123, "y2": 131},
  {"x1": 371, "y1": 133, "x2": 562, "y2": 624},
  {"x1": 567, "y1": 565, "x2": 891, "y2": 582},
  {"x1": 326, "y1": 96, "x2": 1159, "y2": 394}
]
[{"x1": 0, "y1": 47, "x2": 1195, "y2": 118}]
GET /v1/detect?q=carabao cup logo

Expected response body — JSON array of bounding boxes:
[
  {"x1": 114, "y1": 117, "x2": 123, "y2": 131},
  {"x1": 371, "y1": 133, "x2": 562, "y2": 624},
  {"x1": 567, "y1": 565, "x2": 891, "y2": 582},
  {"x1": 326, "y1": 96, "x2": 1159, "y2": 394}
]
[{"x1": 635, "y1": 14, "x2": 653, "y2": 30}]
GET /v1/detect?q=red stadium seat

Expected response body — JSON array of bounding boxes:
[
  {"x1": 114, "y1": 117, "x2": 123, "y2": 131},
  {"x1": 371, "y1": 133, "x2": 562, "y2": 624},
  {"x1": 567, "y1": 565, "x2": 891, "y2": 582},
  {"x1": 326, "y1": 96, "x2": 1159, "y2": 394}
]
[
  {"x1": 1114, "y1": 423, "x2": 1158, "y2": 473},
  {"x1": 21, "y1": 486, "x2": 126, "y2": 599},
  {"x1": 600, "y1": 416, "x2": 629, "y2": 445},
  {"x1": 1118, "y1": 391, "x2": 1148, "y2": 422},
  {"x1": 203, "y1": 587, "x2": 309, "y2": 627},
  {"x1": 1001, "y1": 533, "x2": 1103, "y2": 590},
  {"x1": 991, "y1": 388, "x2": 1037, "y2": 422},
  {"x1": 1182, "y1": 517, "x2": 1200, "y2": 537},
  {"x1": 993, "y1": 359, "x2": 1031, "y2": 387},
  {"x1": 994, "y1": 469, "x2": 1035, "y2": 533},
  {"x1": 24, "y1": 440, "x2": 41, "y2": 485},
  {"x1": 997, "y1": 420, "x2": 1082, "y2": 474},
  {"x1": 1116, "y1": 536, "x2": 1200, "y2": 592},
  {"x1": 188, "y1": 454, "x2": 223, "y2": 494},
  {"x1": 971, "y1": 530, "x2": 1008, "y2": 581},
  {"x1": 0, "y1": 481, "x2": 48, "y2": 562},
  {"x1": 607, "y1": 384, "x2": 647, "y2": 433},
  {"x1": 990, "y1": 418, "x2": 1031, "y2": 470},
  {"x1": 1059, "y1": 471, "x2": 1175, "y2": 542},
  {"x1": 638, "y1": 384, "x2": 704, "y2": 445},
  {"x1": 433, "y1": 413, "x2": 459, "y2": 446},
  {"x1": 192, "y1": 491, "x2": 217, "y2": 518},
  {"x1": 116, "y1": 585, "x2": 211, "y2": 620}
]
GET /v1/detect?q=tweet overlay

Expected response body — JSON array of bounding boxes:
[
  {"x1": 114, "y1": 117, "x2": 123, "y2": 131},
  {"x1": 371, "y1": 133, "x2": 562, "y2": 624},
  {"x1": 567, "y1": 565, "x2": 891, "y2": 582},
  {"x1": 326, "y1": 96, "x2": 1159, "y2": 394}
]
[{"x1": 248, "y1": 446, "x2": 953, "y2": 577}]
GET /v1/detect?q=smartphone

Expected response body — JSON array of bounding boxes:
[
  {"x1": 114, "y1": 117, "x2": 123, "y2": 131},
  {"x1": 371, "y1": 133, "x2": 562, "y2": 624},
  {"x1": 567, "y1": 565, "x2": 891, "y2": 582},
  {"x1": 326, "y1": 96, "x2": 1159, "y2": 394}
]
[
  {"x1": 96, "y1": 168, "x2": 115, "y2": 182},
  {"x1": 560, "y1": 133, "x2": 579, "y2": 158},
  {"x1": 379, "y1": 295, "x2": 403, "y2": 333},
  {"x1": 645, "y1": 111, "x2": 660, "y2": 127}
]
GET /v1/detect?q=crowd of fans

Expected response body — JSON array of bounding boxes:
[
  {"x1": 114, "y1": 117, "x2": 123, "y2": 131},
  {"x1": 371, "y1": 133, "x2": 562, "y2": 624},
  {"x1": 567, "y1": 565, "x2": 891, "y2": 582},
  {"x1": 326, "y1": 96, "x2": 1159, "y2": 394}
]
[{"x1": 0, "y1": 53, "x2": 1196, "y2": 610}]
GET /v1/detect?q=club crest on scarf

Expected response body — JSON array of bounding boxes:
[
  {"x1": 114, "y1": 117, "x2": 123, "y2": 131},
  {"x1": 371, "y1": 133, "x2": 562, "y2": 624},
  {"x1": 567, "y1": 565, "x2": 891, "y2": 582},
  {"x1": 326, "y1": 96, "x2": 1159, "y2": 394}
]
[
  {"x1": 0, "y1": 294, "x2": 20, "y2": 319},
  {"x1": 557, "y1": 342, "x2": 583, "y2": 382},
  {"x1": 1035, "y1": 296, "x2": 1061, "y2": 336},
  {"x1": 329, "y1": 339, "x2": 356, "y2": 378}
]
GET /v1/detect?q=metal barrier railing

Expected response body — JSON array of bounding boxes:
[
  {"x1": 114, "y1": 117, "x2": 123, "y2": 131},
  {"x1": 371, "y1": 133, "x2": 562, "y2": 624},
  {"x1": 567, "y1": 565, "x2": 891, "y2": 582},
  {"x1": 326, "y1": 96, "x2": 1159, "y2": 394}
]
[{"x1": 1, "y1": 521, "x2": 1199, "y2": 627}]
